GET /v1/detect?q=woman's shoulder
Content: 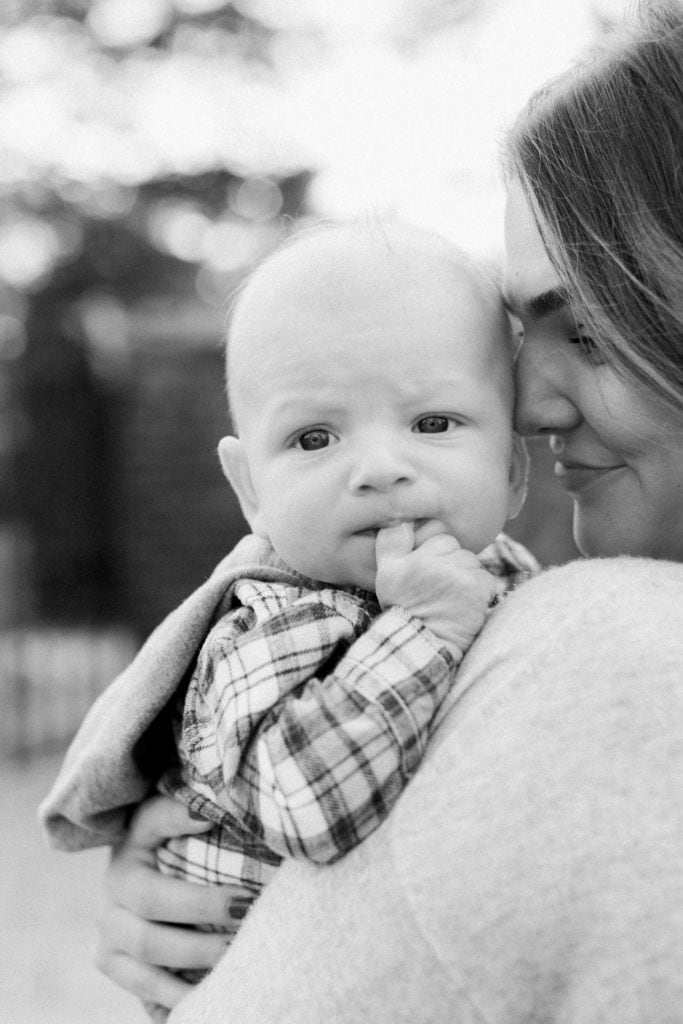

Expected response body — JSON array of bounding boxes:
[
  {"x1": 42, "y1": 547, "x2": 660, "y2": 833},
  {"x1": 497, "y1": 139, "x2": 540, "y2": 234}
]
[
  {"x1": 489, "y1": 554, "x2": 683, "y2": 633},
  {"x1": 525, "y1": 553, "x2": 683, "y2": 586},
  {"x1": 386, "y1": 556, "x2": 683, "y2": 1022},
  {"x1": 430, "y1": 554, "x2": 683, "y2": 737}
]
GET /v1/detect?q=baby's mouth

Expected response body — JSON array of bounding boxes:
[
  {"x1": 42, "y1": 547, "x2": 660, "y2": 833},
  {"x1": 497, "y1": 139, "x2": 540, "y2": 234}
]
[{"x1": 355, "y1": 517, "x2": 426, "y2": 537}]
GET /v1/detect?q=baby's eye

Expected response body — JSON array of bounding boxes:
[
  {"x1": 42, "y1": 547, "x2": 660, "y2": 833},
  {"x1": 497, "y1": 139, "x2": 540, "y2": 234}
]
[
  {"x1": 414, "y1": 415, "x2": 454, "y2": 434},
  {"x1": 296, "y1": 428, "x2": 332, "y2": 451}
]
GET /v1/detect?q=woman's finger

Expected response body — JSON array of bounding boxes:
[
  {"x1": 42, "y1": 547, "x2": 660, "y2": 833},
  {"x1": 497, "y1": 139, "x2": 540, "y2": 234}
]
[
  {"x1": 95, "y1": 944, "x2": 192, "y2": 1011},
  {"x1": 99, "y1": 903, "x2": 233, "y2": 970},
  {"x1": 106, "y1": 852, "x2": 246, "y2": 928},
  {"x1": 124, "y1": 795, "x2": 211, "y2": 852}
]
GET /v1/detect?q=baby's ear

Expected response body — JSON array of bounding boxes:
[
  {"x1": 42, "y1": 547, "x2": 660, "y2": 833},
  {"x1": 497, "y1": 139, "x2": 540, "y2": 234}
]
[
  {"x1": 217, "y1": 436, "x2": 267, "y2": 537},
  {"x1": 506, "y1": 432, "x2": 529, "y2": 521}
]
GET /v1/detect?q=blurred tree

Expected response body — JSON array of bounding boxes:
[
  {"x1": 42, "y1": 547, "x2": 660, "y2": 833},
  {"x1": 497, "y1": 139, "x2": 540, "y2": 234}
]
[{"x1": 0, "y1": 1, "x2": 314, "y2": 628}]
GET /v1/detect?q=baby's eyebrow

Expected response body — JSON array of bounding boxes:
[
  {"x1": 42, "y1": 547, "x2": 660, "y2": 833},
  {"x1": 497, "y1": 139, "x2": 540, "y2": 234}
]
[{"x1": 503, "y1": 286, "x2": 569, "y2": 319}]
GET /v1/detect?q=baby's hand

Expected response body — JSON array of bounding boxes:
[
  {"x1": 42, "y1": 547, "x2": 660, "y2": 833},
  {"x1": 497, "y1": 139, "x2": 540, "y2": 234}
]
[{"x1": 374, "y1": 520, "x2": 498, "y2": 659}]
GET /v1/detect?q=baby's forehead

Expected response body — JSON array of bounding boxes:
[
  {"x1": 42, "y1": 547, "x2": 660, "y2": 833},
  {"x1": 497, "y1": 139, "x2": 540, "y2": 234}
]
[
  {"x1": 238, "y1": 224, "x2": 497, "y2": 316},
  {"x1": 228, "y1": 224, "x2": 511, "y2": 394},
  {"x1": 228, "y1": 228, "x2": 513, "y2": 428}
]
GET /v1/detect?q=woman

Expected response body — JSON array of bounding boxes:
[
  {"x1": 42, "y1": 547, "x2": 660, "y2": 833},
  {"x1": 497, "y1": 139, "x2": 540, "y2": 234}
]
[{"x1": 97, "y1": 3, "x2": 683, "y2": 1020}]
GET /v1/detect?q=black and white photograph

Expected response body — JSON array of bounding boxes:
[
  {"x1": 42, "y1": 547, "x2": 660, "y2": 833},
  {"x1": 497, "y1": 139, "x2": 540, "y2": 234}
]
[{"x1": 1, "y1": 1, "x2": 681, "y2": 1021}]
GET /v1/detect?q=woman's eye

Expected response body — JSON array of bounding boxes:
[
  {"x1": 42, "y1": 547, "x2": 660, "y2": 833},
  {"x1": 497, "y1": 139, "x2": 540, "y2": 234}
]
[
  {"x1": 568, "y1": 334, "x2": 605, "y2": 365},
  {"x1": 296, "y1": 429, "x2": 331, "y2": 451},
  {"x1": 415, "y1": 415, "x2": 452, "y2": 434}
]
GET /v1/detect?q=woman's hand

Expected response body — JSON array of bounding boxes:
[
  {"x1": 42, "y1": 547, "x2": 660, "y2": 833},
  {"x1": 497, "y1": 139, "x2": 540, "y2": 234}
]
[{"x1": 95, "y1": 795, "x2": 249, "y2": 1014}]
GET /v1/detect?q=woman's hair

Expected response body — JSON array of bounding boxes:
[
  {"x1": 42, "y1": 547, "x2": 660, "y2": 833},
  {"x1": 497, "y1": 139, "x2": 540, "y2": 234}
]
[{"x1": 504, "y1": 0, "x2": 683, "y2": 413}]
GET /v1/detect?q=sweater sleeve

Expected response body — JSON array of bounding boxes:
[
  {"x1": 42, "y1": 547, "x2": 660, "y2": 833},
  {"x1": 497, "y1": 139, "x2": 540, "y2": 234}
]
[{"x1": 179, "y1": 584, "x2": 456, "y2": 864}]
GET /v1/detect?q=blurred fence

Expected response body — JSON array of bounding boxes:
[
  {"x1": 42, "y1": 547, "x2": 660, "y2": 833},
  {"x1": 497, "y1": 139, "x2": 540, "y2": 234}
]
[
  {"x1": 0, "y1": 625, "x2": 138, "y2": 760},
  {"x1": 112, "y1": 324, "x2": 249, "y2": 637},
  {"x1": 0, "y1": 301, "x2": 250, "y2": 764}
]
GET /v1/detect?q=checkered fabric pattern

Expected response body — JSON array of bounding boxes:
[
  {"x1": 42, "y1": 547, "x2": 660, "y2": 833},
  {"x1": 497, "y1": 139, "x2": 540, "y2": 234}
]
[{"x1": 157, "y1": 534, "x2": 538, "y2": 900}]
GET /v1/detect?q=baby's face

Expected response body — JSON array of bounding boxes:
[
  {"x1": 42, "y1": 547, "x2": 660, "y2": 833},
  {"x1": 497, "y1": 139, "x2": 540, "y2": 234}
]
[{"x1": 227, "y1": 237, "x2": 525, "y2": 591}]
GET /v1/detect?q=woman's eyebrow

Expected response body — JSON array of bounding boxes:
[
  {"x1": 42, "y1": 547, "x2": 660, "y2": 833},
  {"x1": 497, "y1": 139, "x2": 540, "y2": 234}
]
[{"x1": 503, "y1": 287, "x2": 569, "y2": 319}]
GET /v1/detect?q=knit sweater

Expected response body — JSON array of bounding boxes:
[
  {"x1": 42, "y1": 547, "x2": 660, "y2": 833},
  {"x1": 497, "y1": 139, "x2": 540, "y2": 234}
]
[{"x1": 168, "y1": 557, "x2": 683, "y2": 1024}]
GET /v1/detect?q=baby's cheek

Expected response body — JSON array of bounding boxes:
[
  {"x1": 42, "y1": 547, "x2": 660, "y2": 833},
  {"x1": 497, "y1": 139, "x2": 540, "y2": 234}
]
[
  {"x1": 444, "y1": 479, "x2": 512, "y2": 552},
  {"x1": 267, "y1": 512, "x2": 326, "y2": 575}
]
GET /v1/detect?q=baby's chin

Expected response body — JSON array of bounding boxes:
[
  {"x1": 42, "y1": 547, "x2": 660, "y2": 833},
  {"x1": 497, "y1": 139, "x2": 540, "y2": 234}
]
[
  {"x1": 318, "y1": 570, "x2": 377, "y2": 595},
  {"x1": 310, "y1": 560, "x2": 378, "y2": 595}
]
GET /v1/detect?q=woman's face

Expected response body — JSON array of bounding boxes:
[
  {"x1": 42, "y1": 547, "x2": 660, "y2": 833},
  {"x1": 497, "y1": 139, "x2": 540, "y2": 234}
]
[{"x1": 503, "y1": 179, "x2": 683, "y2": 561}]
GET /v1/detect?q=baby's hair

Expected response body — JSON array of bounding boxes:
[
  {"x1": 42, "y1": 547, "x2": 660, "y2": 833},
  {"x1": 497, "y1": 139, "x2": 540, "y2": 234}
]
[
  {"x1": 223, "y1": 219, "x2": 333, "y2": 431},
  {"x1": 224, "y1": 217, "x2": 510, "y2": 432}
]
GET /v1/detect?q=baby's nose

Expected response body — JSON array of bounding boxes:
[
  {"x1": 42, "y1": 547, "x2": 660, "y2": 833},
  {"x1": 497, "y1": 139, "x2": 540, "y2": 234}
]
[{"x1": 348, "y1": 444, "x2": 414, "y2": 493}]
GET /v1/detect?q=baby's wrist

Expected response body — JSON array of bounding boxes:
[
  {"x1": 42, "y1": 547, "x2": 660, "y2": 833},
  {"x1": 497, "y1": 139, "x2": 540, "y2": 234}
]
[
  {"x1": 380, "y1": 604, "x2": 467, "y2": 665},
  {"x1": 421, "y1": 606, "x2": 490, "y2": 659},
  {"x1": 419, "y1": 623, "x2": 467, "y2": 663}
]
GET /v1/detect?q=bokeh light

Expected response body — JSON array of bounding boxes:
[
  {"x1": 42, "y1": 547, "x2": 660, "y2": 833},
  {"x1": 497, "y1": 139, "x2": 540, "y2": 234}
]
[
  {"x1": 0, "y1": 217, "x2": 65, "y2": 289},
  {"x1": 147, "y1": 200, "x2": 212, "y2": 261},
  {"x1": 173, "y1": 0, "x2": 230, "y2": 13},
  {"x1": 0, "y1": 0, "x2": 628, "y2": 274},
  {"x1": 201, "y1": 217, "x2": 281, "y2": 273},
  {"x1": 229, "y1": 178, "x2": 284, "y2": 222},
  {"x1": 86, "y1": 0, "x2": 173, "y2": 49}
]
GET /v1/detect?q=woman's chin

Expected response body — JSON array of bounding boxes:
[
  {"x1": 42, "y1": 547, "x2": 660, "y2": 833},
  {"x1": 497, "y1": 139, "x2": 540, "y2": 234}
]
[
  {"x1": 572, "y1": 510, "x2": 623, "y2": 559},
  {"x1": 572, "y1": 509, "x2": 682, "y2": 562}
]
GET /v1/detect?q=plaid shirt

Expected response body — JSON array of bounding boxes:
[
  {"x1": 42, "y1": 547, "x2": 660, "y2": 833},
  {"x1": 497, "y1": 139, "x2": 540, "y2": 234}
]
[{"x1": 157, "y1": 534, "x2": 538, "y2": 896}]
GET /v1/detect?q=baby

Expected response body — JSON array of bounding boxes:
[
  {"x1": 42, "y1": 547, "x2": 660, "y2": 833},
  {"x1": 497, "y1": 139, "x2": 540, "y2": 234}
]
[{"x1": 41, "y1": 219, "x2": 536, "y2": 955}]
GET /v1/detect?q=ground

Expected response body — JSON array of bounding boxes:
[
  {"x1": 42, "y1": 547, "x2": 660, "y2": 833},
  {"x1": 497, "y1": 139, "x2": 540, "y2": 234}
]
[{"x1": 1, "y1": 754, "x2": 148, "y2": 1024}]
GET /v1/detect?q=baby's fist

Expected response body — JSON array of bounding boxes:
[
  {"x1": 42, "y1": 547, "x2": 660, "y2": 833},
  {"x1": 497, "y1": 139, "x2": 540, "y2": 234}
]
[{"x1": 375, "y1": 520, "x2": 497, "y2": 659}]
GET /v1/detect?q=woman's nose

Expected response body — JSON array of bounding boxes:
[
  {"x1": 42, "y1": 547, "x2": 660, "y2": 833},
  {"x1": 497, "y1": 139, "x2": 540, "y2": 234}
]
[
  {"x1": 513, "y1": 338, "x2": 581, "y2": 437},
  {"x1": 347, "y1": 441, "x2": 415, "y2": 493}
]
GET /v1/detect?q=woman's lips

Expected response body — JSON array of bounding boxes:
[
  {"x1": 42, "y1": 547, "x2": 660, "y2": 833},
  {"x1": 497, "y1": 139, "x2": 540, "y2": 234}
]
[{"x1": 554, "y1": 460, "x2": 626, "y2": 493}]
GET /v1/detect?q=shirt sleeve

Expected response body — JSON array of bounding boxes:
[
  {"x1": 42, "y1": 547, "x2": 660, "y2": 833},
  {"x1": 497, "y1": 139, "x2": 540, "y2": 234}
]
[{"x1": 180, "y1": 587, "x2": 456, "y2": 864}]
